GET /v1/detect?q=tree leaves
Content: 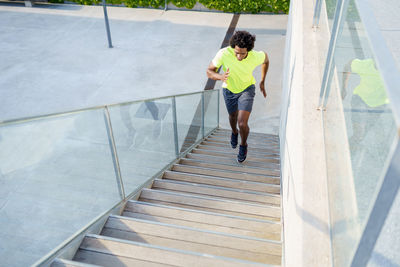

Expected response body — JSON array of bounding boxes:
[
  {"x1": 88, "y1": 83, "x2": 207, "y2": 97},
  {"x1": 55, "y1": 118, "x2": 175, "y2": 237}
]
[{"x1": 53, "y1": 0, "x2": 289, "y2": 14}]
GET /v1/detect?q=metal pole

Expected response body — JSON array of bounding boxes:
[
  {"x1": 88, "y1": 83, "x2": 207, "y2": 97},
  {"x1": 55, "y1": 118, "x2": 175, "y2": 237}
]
[
  {"x1": 317, "y1": 0, "x2": 350, "y2": 109},
  {"x1": 104, "y1": 107, "x2": 125, "y2": 200},
  {"x1": 171, "y1": 97, "x2": 179, "y2": 158},
  {"x1": 201, "y1": 93, "x2": 205, "y2": 139},
  {"x1": 164, "y1": 0, "x2": 168, "y2": 11},
  {"x1": 102, "y1": 0, "x2": 113, "y2": 48},
  {"x1": 312, "y1": 0, "x2": 323, "y2": 28},
  {"x1": 217, "y1": 89, "x2": 220, "y2": 128}
]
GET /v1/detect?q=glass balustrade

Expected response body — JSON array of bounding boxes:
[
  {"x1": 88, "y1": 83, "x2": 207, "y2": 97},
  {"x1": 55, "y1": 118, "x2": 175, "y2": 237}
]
[
  {"x1": 0, "y1": 89, "x2": 219, "y2": 266},
  {"x1": 320, "y1": 1, "x2": 398, "y2": 265}
]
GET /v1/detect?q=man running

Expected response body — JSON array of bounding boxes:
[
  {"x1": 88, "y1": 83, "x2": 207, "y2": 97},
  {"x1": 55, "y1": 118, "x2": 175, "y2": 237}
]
[{"x1": 206, "y1": 30, "x2": 269, "y2": 163}]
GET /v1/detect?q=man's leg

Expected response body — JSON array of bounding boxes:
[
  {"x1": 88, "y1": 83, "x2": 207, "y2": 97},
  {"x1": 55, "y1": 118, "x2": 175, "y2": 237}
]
[
  {"x1": 238, "y1": 110, "x2": 251, "y2": 146},
  {"x1": 236, "y1": 85, "x2": 255, "y2": 162},
  {"x1": 229, "y1": 111, "x2": 239, "y2": 135},
  {"x1": 223, "y1": 88, "x2": 240, "y2": 148}
]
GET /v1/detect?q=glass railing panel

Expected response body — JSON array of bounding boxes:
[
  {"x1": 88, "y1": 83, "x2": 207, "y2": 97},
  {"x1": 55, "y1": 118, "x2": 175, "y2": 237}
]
[
  {"x1": 204, "y1": 90, "x2": 219, "y2": 136},
  {"x1": 108, "y1": 98, "x2": 176, "y2": 195},
  {"x1": 367, "y1": 188, "x2": 400, "y2": 267},
  {"x1": 175, "y1": 93, "x2": 203, "y2": 153},
  {"x1": 322, "y1": 1, "x2": 398, "y2": 265},
  {"x1": 0, "y1": 109, "x2": 121, "y2": 266}
]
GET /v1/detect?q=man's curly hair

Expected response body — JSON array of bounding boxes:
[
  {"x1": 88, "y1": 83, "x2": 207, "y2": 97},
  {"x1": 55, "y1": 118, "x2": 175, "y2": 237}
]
[{"x1": 229, "y1": 31, "x2": 256, "y2": 51}]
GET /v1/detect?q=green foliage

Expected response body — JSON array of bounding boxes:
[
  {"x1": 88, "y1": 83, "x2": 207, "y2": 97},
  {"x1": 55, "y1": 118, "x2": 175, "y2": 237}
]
[
  {"x1": 64, "y1": 0, "x2": 289, "y2": 14},
  {"x1": 171, "y1": 0, "x2": 196, "y2": 9},
  {"x1": 199, "y1": 0, "x2": 289, "y2": 13}
]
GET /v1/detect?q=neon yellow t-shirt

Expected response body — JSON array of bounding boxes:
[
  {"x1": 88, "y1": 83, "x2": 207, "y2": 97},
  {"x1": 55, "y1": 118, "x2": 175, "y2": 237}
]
[
  {"x1": 212, "y1": 46, "x2": 265, "y2": 93},
  {"x1": 351, "y1": 58, "x2": 389, "y2": 107}
]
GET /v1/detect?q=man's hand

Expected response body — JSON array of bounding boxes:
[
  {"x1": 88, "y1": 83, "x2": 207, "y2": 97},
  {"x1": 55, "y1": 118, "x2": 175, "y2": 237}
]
[
  {"x1": 220, "y1": 68, "x2": 230, "y2": 82},
  {"x1": 260, "y1": 82, "x2": 267, "y2": 98}
]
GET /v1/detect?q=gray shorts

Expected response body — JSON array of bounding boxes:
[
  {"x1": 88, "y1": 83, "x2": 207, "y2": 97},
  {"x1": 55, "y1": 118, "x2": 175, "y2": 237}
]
[{"x1": 223, "y1": 84, "x2": 256, "y2": 114}]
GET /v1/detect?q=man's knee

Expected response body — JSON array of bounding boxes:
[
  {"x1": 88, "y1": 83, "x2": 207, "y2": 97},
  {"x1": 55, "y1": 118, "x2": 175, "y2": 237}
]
[
  {"x1": 238, "y1": 120, "x2": 248, "y2": 129},
  {"x1": 229, "y1": 111, "x2": 238, "y2": 120}
]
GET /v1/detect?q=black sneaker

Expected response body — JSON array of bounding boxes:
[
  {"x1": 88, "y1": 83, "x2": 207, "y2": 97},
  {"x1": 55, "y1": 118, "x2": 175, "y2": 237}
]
[
  {"x1": 237, "y1": 144, "x2": 247, "y2": 163},
  {"x1": 230, "y1": 132, "x2": 239, "y2": 149}
]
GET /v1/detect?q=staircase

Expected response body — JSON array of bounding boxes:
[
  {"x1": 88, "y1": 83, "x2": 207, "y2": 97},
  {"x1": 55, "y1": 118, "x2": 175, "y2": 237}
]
[{"x1": 52, "y1": 128, "x2": 282, "y2": 267}]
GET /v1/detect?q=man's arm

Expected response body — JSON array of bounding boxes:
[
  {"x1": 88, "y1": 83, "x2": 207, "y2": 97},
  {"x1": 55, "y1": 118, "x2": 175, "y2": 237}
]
[
  {"x1": 207, "y1": 62, "x2": 229, "y2": 81},
  {"x1": 259, "y1": 52, "x2": 269, "y2": 98}
]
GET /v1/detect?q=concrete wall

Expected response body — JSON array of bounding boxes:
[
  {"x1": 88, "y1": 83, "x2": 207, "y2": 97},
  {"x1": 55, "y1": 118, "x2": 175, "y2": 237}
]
[{"x1": 280, "y1": 0, "x2": 332, "y2": 265}]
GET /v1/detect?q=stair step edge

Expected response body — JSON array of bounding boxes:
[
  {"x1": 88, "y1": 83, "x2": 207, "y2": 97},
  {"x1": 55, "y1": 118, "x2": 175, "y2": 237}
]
[
  {"x1": 154, "y1": 178, "x2": 281, "y2": 198},
  {"x1": 127, "y1": 200, "x2": 281, "y2": 225},
  {"x1": 52, "y1": 258, "x2": 102, "y2": 267},
  {"x1": 172, "y1": 164, "x2": 281, "y2": 178},
  {"x1": 108, "y1": 215, "x2": 281, "y2": 244},
  {"x1": 83, "y1": 234, "x2": 273, "y2": 266},
  {"x1": 141, "y1": 188, "x2": 280, "y2": 209}
]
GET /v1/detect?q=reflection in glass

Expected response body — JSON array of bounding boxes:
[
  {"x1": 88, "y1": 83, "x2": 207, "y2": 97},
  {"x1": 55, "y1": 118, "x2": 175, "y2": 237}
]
[
  {"x1": 342, "y1": 57, "x2": 394, "y2": 222},
  {"x1": 0, "y1": 110, "x2": 121, "y2": 265},
  {"x1": 175, "y1": 94, "x2": 203, "y2": 153},
  {"x1": 109, "y1": 99, "x2": 176, "y2": 196},
  {"x1": 323, "y1": 1, "x2": 397, "y2": 266}
]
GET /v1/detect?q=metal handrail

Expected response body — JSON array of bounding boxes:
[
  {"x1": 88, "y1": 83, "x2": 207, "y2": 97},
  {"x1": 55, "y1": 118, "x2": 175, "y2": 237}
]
[
  {"x1": 317, "y1": 0, "x2": 350, "y2": 109},
  {"x1": 0, "y1": 89, "x2": 219, "y2": 126},
  {"x1": 312, "y1": 0, "x2": 323, "y2": 28}
]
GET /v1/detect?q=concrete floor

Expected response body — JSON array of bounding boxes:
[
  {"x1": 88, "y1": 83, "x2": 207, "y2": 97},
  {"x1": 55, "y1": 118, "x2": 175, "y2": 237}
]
[{"x1": 0, "y1": 3, "x2": 287, "y2": 266}]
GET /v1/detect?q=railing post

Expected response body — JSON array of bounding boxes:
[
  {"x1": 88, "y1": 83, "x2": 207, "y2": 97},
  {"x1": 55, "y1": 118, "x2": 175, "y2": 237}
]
[
  {"x1": 217, "y1": 89, "x2": 220, "y2": 128},
  {"x1": 171, "y1": 97, "x2": 179, "y2": 158},
  {"x1": 312, "y1": 0, "x2": 323, "y2": 28},
  {"x1": 317, "y1": 0, "x2": 350, "y2": 109},
  {"x1": 104, "y1": 106, "x2": 125, "y2": 200},
  {"x1": 201, "y1": 93, "x2": 205, "y2": 139}
]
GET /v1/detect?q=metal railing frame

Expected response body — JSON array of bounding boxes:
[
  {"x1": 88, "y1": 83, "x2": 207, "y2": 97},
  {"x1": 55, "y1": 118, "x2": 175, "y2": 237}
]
[
  {"x1": 317, "y1": 0, "x2": 350, "y2": 110},
  {"x1": 312, "y1": 0, "x2": 323, "y2": 28}
]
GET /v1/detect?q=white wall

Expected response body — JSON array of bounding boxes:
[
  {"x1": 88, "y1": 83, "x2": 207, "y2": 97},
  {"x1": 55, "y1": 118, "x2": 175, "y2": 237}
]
[{"x1": 280, "y1": 0, "x2": 332, "y2": 266}]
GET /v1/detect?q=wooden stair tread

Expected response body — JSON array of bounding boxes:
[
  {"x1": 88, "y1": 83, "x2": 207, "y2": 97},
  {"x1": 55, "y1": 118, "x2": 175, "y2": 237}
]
[
  {"x1": 74, "y1": 249, "x2": 173, "y2": 267},
  {"x1": 186, "y1": 152, "x2": 280, "y2": 169},
  {"x1": 213, "y1": 129, "x2": 279, "y2": 139},
  {"x1": 196, "y1": 144, "x2": 281, "y2": 157},
  {"x1": 139, "y1": 199, "x2": 280, "y2": 222},
  {"x1": 121, "y1": 211, "x2": 280, "y2": 240},
  {"x1": 181, "y1": 156, "x2": 280, "y2": 176},
  {"x1": 125, "y1": 201, "x2": 281, "y2": 233},
  {"x1": 165, "y1": 169, "x2": 281, "y2": 194},
  {"x1": 139, "y1": 189, "x2": 281, "y2": 218},
  {"x1": 77, "y1": 235, "x2": 274, "y2": 266},
  {"x1": 102, "y1": 215, "x2": 281, "y2": 255},
  {"x1": 201, "y1": 140, "x2": 281, "y2": 156},
  {"x1": 152, "y1": 178, "x2": 280, "y2": 205},
  {"x1": 172, "y1": 163, "x2": 280, "y2": 180},
  {"x1": 51, "y1": 259, "x2": 102, "y2": 267},
  {"x1": 205, "y1": 137, "x2": 280, "y2": 148}
]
